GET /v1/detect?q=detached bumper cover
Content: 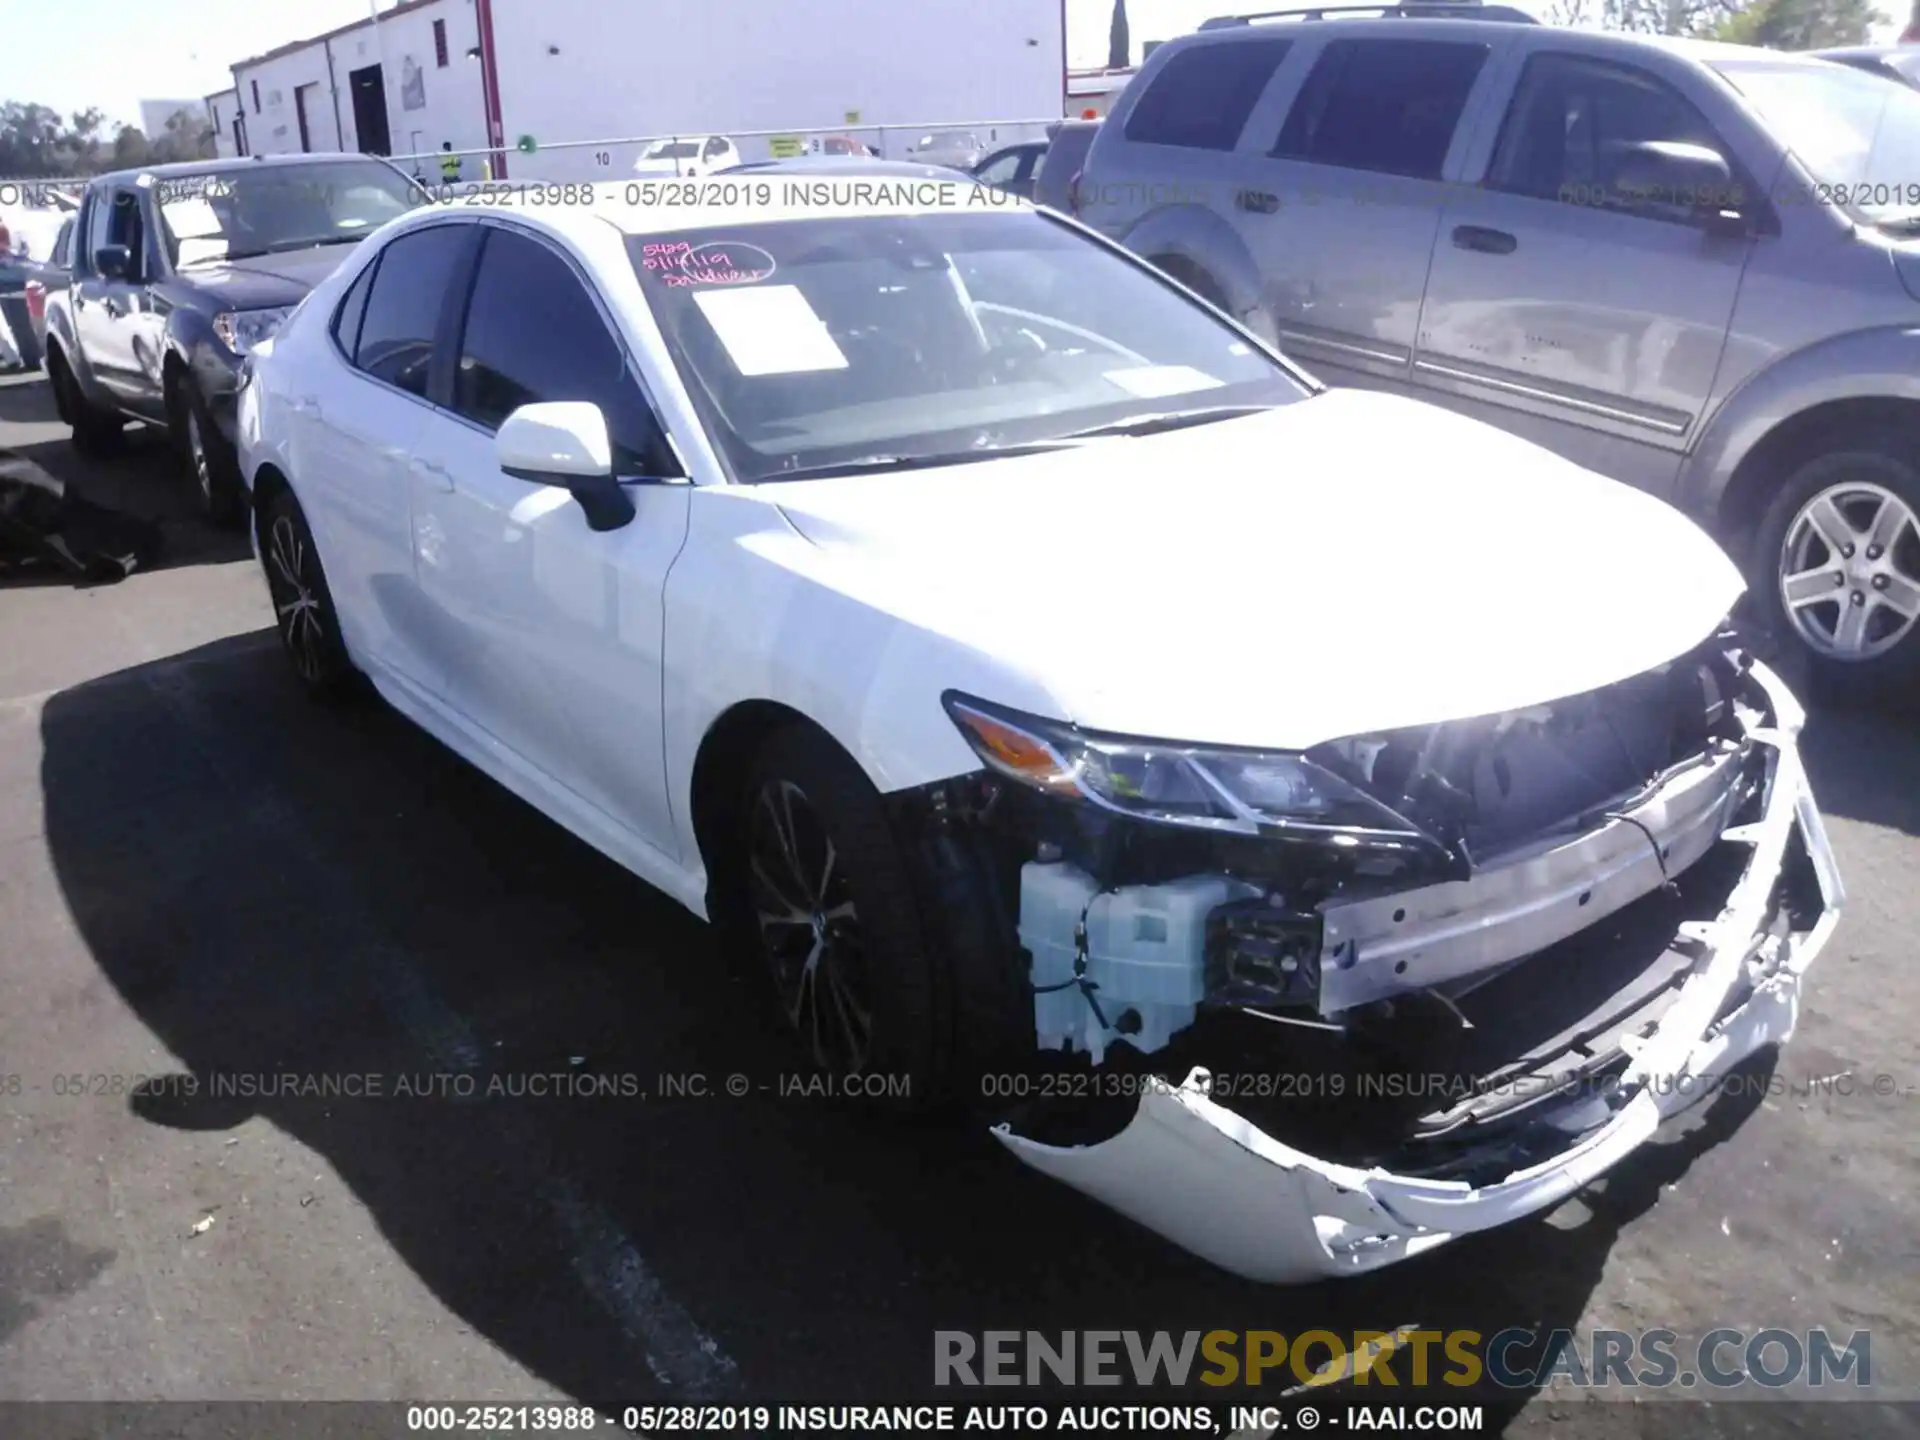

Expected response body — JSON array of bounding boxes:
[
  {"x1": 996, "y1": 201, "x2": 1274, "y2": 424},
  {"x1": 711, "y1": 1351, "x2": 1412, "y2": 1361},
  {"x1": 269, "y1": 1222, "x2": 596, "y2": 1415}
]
[{"x1": 993, "y1": 661, "x2": 1842, "y2": 1283}]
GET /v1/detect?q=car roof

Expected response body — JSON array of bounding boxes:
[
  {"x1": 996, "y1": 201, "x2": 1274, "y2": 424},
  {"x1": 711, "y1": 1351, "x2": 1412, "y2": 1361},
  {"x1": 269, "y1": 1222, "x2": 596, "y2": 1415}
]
[
  {"x1": 1164, "y1": 14, "x2": 1804, "y2": 66},
  {"x1": 89, "y1": 151, "x2": 395, "y2": 189}
]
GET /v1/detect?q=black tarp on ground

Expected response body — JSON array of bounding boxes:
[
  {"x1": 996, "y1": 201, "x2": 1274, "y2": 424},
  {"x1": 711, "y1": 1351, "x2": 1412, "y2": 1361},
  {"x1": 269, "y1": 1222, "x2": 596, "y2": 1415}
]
[{"x1": 0, "y1": 446, "x2": 162, "y2": 581}]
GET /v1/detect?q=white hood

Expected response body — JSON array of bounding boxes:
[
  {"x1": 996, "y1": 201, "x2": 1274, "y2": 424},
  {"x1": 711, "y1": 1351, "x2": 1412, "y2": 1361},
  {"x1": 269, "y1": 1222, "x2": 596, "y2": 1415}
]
[{"x1": 771, "y1": 388, "x2": 1745, "y2": 750}]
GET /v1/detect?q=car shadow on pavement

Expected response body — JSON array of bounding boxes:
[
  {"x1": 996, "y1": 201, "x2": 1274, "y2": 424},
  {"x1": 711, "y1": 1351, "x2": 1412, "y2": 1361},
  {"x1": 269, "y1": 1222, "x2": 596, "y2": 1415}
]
[
  {"x1": 1797, "y1": 705, "x2": 1920, "y2": 840},
  {"x1": 0, "y1": 377, "x2": 250, "y2": 577},
  {"x1": 35, "y1": 633, "x2": 1794, "y2": 1424}
]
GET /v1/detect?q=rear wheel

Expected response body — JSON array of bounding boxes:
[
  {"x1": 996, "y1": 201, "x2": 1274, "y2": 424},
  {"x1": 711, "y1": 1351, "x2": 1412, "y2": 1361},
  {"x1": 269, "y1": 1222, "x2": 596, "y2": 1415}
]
[
  {"x1": 1151, "y1": 254, "x2": 1229, "y2": 313},
  {"x1": 737, "y1": 726, "x2": 952, "y2": 1101},
  {"x1": 48, "y1": 348, "x2": 124, "y2": 457},
  {"x1": 1753, "y1": 431, "x2": 1920, "y2": 708},
  {"x1": 258, "y1": 487, "x2": 356, "y2": 702}
]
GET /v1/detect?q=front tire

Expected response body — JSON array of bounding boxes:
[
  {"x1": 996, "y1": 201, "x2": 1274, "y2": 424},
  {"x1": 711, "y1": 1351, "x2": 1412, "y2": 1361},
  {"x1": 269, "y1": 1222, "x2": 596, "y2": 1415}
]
[
  {"x1": 1753, "y1": 431, "x2": 1920, "y2": 708},
  {"x1": 48, "y1": 348, "x2": 125, "y2": 457},
  {"x1": 173, "y1": 376, "x2": 243, "y2": 528},
  {"x1": 258, "y1": 488, "x2": 356, "y2": 702},
  {"x1": 737, "y1": 726, "x2": 952, "y2": 1101}
]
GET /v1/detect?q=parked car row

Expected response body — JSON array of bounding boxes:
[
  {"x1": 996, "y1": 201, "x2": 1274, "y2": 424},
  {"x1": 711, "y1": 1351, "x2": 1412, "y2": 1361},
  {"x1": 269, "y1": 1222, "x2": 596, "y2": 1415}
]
[
  {"x1": 1072, "y1": 5, "x2": 1920, "y2": 700},
  {"x1": 210, "y1": 170, "x2": 1841, "y2": 1284},
  {"x1": 38, "y1": 154, "x2": 434, "y2": 521}
]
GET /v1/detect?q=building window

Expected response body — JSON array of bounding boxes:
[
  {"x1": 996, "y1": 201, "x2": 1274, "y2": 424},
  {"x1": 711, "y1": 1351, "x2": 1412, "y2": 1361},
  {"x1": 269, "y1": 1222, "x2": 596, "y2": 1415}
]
[
  {"x1": 433, "y1": 19, "x2": 449, "y2": 67},
  {"x1": 251, "y1": 79, "x2": 261, "y2": 112}
]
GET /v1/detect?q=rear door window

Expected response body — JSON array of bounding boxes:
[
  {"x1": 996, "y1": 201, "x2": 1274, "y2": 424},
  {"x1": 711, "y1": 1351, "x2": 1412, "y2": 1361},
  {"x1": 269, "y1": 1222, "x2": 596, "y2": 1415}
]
[
  {"x1": 352, "y1": 224, "x2": 470, "y2": 397},
  {"x1": 332, "y1": 257, "x2": 378, "y2": 358},
  {"x1": 1123, "y1": 38, "x2": 1296, "y2": 151},
  {"x1": 1273, "y1": 38, "x2": 1491, "y2": 180}
]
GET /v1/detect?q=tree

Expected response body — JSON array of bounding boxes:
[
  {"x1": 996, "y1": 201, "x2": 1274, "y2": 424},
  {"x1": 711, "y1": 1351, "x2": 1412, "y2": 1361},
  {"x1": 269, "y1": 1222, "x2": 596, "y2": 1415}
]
[
  {"x1": 0, "y1": 100, "x2": 116, "y2": 176},
  {"x1": 151, "y1": 106, "x2": 216, "y2": 164},
  {"x1": 1542, "y1": 0, "x2": 1597, "y2": 24},
  {"x1": 1108, "y1": 0, "x2": 1130, "y2": 69},
  {"x1": 1602, "y1": 0, "x2": 1871, "y2": 39},
  {"x1": 110, "y1": 124, "x2": 152, "y2": 171},
  {"x1": 1711, "y1": 0, "x2": 1874, "y2": 46}
]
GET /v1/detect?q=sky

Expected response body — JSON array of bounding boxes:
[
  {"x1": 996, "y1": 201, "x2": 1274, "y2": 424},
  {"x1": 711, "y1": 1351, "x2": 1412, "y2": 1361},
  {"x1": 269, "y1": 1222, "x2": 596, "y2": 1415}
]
[{"x1": 0, "y1": 0, "x2": 1907, "y2": 132}]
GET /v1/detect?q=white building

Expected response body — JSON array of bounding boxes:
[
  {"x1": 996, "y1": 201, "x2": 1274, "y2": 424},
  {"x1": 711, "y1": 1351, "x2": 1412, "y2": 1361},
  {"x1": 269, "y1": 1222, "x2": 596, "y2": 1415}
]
[
  {"x1": 139, "y1": 98, "x2": 206, "y2": 140},
  {"x1": 224, "y1": 0, "x2": 1066, "y2": 180},
  {"x1": 230, "y1": 0, "x2": 489, "y2": 180},
  {"x1": 483, "y1": 0, "x2": 1067, "y2": 178},
  {"x1": 205, "y1": 89, "x2": 243, "y2": 158}
]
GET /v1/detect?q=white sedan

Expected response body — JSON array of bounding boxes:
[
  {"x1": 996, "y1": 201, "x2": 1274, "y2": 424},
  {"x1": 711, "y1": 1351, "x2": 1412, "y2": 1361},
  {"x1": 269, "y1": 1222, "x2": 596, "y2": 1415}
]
[{"x1": 236, "y1": 183, "x2": 1842, "y2": 1284}]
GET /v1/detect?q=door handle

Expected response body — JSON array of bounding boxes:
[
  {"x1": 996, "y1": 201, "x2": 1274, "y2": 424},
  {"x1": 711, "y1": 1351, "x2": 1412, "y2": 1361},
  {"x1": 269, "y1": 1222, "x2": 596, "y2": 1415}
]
[
  {"x1": 291, "y1": 395, "x2": 322, "y2": 417},
  {"x1": 409, "y1": 456, "x2": 454, "y2": 492},
  {"x1": 1236, "y1": 189, "x2": 1280, "y2": 215},
  {"x1": 1451, "y1": 224, "x2": 1518, "y2": 255}
]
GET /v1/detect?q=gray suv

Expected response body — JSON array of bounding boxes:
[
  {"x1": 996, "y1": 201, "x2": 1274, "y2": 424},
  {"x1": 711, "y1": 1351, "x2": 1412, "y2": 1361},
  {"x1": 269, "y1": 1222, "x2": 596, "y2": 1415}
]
[{"x1": 1077, "y1": 3, "x2": 1920, "y2": 700}]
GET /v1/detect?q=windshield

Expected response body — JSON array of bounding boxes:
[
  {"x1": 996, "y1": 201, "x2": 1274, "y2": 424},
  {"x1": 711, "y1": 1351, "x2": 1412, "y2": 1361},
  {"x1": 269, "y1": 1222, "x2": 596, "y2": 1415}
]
[
  {"x1": 647, "y1": 142, "x2": 701, "y2": 158},
  {"x1": 1714, "y1": 58, "x2": 1920, "y2": 225},
  {"x1": 629, "y1": 208, "x2": 1309, "y2": 482},
  {"x1": 156, "y1": 160, "x2": 427, "y2": 266}
]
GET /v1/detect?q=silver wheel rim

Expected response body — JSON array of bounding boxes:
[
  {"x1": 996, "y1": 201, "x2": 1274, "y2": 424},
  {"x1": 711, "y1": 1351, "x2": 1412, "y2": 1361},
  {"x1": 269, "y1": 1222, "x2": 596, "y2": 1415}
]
[
  {"x1": 1780, "y1": 480, "x2": 1920, "y2": 662},
  {"x1": 264, "y1": 514, "x2": 328, "y2": 682},
  {"x1": 187, "y1": 407, "x2": 211, "y2": 504},
  {"x1": 747, "y1": 779, "x2": 873, "y2": 1075}
]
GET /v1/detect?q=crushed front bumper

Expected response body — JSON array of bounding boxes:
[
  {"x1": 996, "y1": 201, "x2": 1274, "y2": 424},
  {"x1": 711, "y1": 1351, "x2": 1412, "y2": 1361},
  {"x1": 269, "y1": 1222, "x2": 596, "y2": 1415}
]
[{"x1": 992, "y1": 661, "x2": 1843, "y2": 1283}]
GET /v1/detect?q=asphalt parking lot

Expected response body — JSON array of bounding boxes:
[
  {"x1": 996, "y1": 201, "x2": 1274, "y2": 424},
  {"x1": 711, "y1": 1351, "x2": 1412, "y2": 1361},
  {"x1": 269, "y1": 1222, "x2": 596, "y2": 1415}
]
[{"x1": 0, "y1": 367, "x2": 1916, "y2": 1436}]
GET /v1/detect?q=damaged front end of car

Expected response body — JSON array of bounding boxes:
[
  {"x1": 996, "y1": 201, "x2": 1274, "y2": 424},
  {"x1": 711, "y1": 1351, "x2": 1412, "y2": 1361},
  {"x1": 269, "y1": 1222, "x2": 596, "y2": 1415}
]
[{"x1": 886, "y1": 627, "x2": 1842, "y2": 1283}]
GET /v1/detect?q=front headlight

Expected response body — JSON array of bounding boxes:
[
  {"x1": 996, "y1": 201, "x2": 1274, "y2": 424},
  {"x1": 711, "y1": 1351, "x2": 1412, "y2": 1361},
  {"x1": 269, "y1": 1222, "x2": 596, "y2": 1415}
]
[
  {"x1": 213, "y1": 306, "x2": 292, "y2": 356},
  {"x1": 942, "y1": 692, "x2": 1437, "y2": 844}
]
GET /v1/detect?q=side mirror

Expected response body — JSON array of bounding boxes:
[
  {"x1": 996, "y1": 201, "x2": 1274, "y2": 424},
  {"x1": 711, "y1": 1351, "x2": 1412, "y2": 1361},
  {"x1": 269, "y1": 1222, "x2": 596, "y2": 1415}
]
[
  {"x1": 495, "y1": 401, "x2": 635, "y2": 532},
  {"x1": 93, "y1": 243, "x2": 132, "y2": 280},
  {"x1": 1612, "y1": 141, "x2": 1750, "y2": 236}
]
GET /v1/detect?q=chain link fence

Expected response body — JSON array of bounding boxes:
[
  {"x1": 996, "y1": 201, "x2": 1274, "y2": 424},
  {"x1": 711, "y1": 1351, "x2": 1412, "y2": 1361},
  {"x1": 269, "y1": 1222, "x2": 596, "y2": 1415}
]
[{"x1": 381, "y1": 117, "x2": 1061, "y2": 183}]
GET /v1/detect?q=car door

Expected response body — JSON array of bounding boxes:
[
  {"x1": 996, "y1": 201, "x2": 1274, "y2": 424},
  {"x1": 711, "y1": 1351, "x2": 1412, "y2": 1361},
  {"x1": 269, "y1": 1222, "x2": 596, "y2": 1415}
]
[
  {"x1": 290, "y1": 221, "x2": 475, "y2": 696},
  {"x1": 407, "y1": 221, "x2": 692, "y2": 859},
  {"x1": 1225, "y1": 34, "x2": 1510, "y2": 387},
  {"x1": 71, "y1": 186, "x2": 159, "y2": 408},
  {"x1": 1413, "y1": 51, "x2": 1755, "y2": 496}
]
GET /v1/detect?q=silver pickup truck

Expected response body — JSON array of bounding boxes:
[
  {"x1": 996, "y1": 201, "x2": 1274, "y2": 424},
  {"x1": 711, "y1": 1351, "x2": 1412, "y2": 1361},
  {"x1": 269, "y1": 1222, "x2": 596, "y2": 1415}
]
[{"x1": 1076, "y1": 2, "x2": 1920, "y2": 704}]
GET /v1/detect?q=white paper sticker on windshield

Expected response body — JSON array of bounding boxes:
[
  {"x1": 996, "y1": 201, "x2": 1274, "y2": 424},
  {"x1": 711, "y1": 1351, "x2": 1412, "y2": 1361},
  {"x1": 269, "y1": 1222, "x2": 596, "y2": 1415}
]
[
  {"x1": 1102, "y1": 365, "x2": 1225, "y2": 399},
  {"x1": 691, "y1": 284, "x2": 849, "y2": 376}
]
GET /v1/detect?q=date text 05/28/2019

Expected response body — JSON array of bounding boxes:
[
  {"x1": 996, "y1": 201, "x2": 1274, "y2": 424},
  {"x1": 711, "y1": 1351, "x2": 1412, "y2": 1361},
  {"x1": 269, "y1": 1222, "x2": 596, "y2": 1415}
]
[{"x1": 403, "y1": 1402, "x2": 1486, "y2": 1433}]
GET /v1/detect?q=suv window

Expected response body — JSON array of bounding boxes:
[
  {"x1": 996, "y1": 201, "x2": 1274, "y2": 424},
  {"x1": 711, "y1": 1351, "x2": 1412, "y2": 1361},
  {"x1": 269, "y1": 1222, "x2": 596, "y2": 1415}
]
[
  {"x1": 1274, "y1": 39, "x2": 1490, "y2": 180},
  {"x1": 1124, "y1": 38, "x2": 1295, "y2": 151},
  {"x1": 1489, "y1": 54, "x2": 1731, "y2": 223},
  {"x1": 353, "y1": 224, "x2": 469, "y2": 397},
  {"x1": 452, "y1": 226, "x2": 674, "y2": 473}
]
